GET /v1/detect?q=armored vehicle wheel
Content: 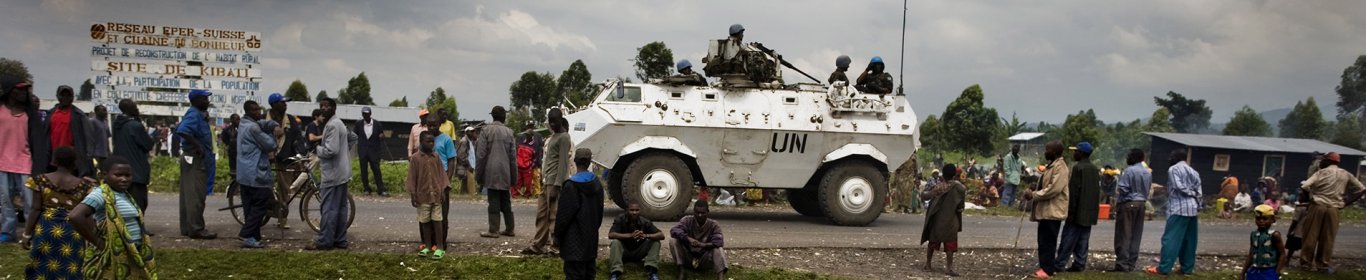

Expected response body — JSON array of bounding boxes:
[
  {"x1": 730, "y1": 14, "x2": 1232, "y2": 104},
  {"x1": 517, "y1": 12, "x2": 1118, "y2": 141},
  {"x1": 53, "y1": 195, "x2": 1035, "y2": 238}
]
[
  {"x1": 622, "y1": 153, "x2": 694, "y2": 221},
  {"x1": 787, "y1": 186, "x2": 823, "y2": 217},
  {"x1": 608, "y1": 169, "x2": 627, "y2": 209},
  {"x1": 817, "y1": 161, "x2": 886, "y2": 226}
]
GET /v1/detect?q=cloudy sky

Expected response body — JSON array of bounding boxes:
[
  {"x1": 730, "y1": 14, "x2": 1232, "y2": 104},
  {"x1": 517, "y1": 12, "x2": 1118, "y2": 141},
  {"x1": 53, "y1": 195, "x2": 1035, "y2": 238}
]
[{"x1": 4, "y1": 0, "x2": 1363, "y2": 123}]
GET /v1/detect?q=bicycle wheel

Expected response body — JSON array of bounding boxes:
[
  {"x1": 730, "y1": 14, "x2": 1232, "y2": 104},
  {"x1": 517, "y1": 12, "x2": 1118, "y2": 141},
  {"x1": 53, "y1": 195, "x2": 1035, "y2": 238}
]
[
  {"x1": 344, "y1": 193, "x2": 356, "y2": 230},
  {"x1": 227, "y1": 181, "x2": 245, "y2": 225},
  {"x1": 300, "y1": 188, "x2": 359, "y2": 233},
  {"x1": 301, "y1": 188, "x2": 323, "y2": 233}
]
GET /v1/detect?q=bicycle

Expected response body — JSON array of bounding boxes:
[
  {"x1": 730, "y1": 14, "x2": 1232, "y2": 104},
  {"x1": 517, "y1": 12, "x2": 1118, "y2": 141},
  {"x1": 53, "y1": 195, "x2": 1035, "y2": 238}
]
[{"x1": 219, "y1": 154, "x2": 355, "y2": 233}]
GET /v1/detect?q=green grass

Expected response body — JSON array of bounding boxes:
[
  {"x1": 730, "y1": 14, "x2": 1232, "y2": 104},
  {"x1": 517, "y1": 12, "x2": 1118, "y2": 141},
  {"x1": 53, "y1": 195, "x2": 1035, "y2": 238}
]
[
  {"x1": 1053, "y1": 270, "x2": 1364, "y2": 279},
  {"x1": 0, "y1": 246, "x2": 840, "y2": 279}
]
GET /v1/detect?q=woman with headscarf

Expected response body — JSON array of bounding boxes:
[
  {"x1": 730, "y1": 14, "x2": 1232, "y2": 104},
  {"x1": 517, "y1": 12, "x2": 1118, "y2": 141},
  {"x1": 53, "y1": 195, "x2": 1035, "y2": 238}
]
[{"x1": 921, "y1": 164, "x2": 966, "y2": 277}]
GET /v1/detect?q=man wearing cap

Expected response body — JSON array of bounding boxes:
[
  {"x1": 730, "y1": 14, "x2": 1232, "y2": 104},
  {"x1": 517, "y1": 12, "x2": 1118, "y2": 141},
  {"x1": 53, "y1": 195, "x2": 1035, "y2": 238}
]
[
  {"x1": 353, "y1": 106, "x2": 387, "y2": 196},
  {"x1": 177, "y1": 89, "x2": 217, "y2": 239},
  {"x1": 477, "y1": 106, "x2": 518, "y2": 238},
  {"x1": 50, "y1": 85, "x2": 94, "y2": 176},
  {"x1": 0, "y1": 76, "x2": 48, "y2": 243},
  {"x1": 1298, "y1": 152, "x2": 1365, "y2": 272},
  {"x1": 267, "y1": 93, "x2": 305, "y2": 229},
  {"x1": 855, "y1": 57, "x2": 895, "y2": 97},
  {"x1": 1055, "y1": 142, "x2": 1101, "y2": 272},
  {"x1": 456, "y1": 125, "x2": 479, "y2": 194},
  {"x1": 409, "y1": 109, "x2": 430, "y2": 156}
]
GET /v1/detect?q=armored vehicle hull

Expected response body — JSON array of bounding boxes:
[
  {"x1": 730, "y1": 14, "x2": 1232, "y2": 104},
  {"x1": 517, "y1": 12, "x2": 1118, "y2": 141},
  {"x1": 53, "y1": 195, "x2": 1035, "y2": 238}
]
[{"x1": 566, "y1": 81, "x2": 918, "y2": 226}]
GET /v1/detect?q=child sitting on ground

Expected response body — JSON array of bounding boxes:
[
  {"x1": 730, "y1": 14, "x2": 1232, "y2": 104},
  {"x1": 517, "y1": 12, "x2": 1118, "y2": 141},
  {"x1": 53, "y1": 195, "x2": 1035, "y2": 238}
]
[
  {"x1": 1240, "y1": 205, "x2": 1285, "y2": 280},
  {"x1": 407, "y1": 131, "x2": 451, "y2": 259}
]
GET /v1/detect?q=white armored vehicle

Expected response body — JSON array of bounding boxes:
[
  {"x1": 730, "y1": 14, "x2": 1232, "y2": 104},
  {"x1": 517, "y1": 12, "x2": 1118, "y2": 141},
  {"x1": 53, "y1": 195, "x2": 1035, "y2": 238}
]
[{"x1": 566, "y1": 77, "x2": 919, "y2": 226}]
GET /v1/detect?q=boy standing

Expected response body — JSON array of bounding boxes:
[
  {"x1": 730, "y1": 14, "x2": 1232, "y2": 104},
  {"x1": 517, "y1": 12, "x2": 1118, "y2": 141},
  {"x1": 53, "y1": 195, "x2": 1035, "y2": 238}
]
[
  {"x1": 554, "y1": 148, "x2": 604, "y2": 279},
  {"x1": 407, "y1": 131, "x2": 450, "y2": 259},
  {"x1": 1240, "y1": 205, "x2": 1285, "y2": 280}
]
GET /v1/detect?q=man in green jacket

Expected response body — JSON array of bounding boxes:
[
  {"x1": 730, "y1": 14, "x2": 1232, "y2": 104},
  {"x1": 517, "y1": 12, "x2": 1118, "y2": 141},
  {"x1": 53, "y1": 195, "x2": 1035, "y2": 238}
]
[{"x1": 1055, "y1": 142, "x2": 1101, "y2": 272}]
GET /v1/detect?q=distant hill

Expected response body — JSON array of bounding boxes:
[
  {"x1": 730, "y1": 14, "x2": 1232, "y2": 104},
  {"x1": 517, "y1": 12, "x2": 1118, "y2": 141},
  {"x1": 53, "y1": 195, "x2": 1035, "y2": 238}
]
[{"x1": 1260, "y1": 108, "x2": 1291, "y2": 126}]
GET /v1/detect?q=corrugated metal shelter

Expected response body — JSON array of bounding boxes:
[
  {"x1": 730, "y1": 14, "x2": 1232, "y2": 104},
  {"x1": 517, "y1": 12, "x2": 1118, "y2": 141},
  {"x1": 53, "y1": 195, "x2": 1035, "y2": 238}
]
[
  {"x1": 1008, "y1": 132, "x2": 1047, "y2": 160},
  {"x1": 1146, "y1": 132, "x2": 1365, "y2": 198}
]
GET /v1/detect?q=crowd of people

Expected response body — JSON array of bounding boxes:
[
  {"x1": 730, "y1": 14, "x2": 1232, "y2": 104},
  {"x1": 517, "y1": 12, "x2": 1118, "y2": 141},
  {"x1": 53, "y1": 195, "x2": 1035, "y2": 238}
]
[{"x1": 911, "y1": 140, "x2": 1364, "y2": 279}]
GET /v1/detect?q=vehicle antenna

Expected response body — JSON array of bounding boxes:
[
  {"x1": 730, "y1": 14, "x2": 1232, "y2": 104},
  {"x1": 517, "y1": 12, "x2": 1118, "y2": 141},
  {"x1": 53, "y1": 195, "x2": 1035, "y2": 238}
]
[{"x1": 898, "y1": 0, "x2": 907, "y2": 96}]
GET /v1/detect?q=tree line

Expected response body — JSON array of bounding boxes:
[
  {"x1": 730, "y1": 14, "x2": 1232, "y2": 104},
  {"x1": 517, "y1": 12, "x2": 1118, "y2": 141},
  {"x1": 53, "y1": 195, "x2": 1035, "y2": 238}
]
[{"x1": 919, "y1": 55, "x2": 1366, "y2": 165}]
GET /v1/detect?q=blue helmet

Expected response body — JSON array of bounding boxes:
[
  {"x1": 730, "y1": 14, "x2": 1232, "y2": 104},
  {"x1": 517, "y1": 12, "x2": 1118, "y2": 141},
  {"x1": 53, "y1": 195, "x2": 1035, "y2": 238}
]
[
  {"x1": 870, "y1": 56, "x2": 884, "y2": 64},
  {"x1": 836, "y1": 55, "x2": 851, "y2": 68},
  {"x1": 676, "y1": 60, "x2": 693, "y2": 72},
  {"x1": 729, "y1": 24, "x2": 745, "y2": 35}
]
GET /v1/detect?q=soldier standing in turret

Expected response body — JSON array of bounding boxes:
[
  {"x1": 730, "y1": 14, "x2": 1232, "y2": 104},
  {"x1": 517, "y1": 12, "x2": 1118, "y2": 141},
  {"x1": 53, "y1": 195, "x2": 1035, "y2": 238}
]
[
  {"x1": 855, "y1": 56, "x2": 895, "y2": 97},
  {"x1": 703, "y1": 24, "x2": 748, "y2": 77}
]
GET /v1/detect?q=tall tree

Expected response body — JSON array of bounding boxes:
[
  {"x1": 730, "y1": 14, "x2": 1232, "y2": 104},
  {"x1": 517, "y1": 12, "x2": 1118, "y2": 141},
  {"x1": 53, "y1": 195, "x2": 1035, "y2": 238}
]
[
  {"x1": 558, "y1": 59, "x2": 594, "y2": 107},
  {"x1": 1057, "y1": 109, "x2": 1102, "y2": 149},
  {"x1": 79, "y1": 79, "x2": 94, "y2": 101},
  {"x1": 0, "y1": 57, "x2": 32, "y2": 81},
  {"x1": 1145, "y1": 107, "x2": 1176, "y2": 133},
  {"x1": 940, "y1": 84, "x2": 1001, "y2": 155},
  {"x1": 389, "y1": 96, "x2": 409, "y2": 107},
  {"x1": 315, "y1": 90, "x2": 330, "y2": 102},
  {"x1": 1279, "y1": 97, "x2": 1328, "y2": 139},
  {"x1": 1330, "y1": 116, "x2": 1363, "y2": 150},
  {"x1": 424, "y1": 87, "x2": 458, "y2": 122},
  {"x1": 1153, "y1": 91, "x2": 1213, "y2": 133},
  {"x1": 339, "y1": 72, "x2": 374, "y2": 105},
  {"x1": 1223, "y1": 105, "x2": 1272, "y2": 137},
  {"x1": 918, "y1": 114, "x2": 943, "y2": 150},
  {"x1": 508, "y1": 71, "x2": 559, "y2": 123},
  {"x1": 1335, "y1": 55, "x2": 1366, "y2": 142},
  {"x1": 633, "y1": 41, "x2": 674, "y2": 82},
  {"x1": 285, "y1": 79, "x2": 311, "y2": 102}
]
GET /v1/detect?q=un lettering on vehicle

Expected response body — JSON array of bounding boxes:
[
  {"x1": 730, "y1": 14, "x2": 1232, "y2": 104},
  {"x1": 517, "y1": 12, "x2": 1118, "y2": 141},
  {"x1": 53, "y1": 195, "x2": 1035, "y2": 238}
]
[{"x1": 771, "y1": 132, "x2": 810, "y2": 154}]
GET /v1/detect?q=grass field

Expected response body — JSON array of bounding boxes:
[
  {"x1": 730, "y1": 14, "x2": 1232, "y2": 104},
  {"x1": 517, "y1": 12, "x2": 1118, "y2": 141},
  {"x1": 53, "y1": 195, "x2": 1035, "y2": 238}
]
[
  {"x1": 1052, "y1": 270, "x2": 1364, "y2": 280},
  {"x1": 148, "y1": 155, "x2": 414, "y2": 195},
  {"x1": 0, "y1": 246, "x2": 840, "y2": 279}
]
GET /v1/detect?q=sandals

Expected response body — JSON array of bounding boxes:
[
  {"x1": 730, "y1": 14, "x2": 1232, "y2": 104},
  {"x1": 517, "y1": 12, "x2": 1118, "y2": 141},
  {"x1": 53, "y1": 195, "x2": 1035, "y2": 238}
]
[
  {"x1": 432, "y1": 249, "x2": 446, "y2": 260},
  {"x1": 418, "y1": 245, "x2": 431, "y2": 256}
]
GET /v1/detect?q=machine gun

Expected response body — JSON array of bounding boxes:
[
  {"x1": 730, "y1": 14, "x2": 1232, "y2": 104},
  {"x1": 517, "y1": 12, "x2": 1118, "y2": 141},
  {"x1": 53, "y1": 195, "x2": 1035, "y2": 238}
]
[{"x1": 750, "y1": 42, "x2": 823, "y2": 84}]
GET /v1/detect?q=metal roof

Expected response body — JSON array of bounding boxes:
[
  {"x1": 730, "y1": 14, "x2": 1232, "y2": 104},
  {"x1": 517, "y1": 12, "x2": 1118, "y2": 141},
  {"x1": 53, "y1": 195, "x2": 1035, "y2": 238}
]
[
  {"x1": 1146, "y1": 132, "x2": 1366, "y2": 156},
  {"x1": 284, "y1": 102, "x2": 421, "y2": 124},
  {"x1": 1008, "y1": 132, "x2": 1046, "y2": 141}
]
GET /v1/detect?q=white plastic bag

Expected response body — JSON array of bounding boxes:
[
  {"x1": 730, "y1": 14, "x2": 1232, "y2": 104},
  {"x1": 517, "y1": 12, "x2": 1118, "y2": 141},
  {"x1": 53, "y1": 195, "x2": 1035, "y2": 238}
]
[{"x1": 716, "y1": 189, "x2": 736, "y2": 206}]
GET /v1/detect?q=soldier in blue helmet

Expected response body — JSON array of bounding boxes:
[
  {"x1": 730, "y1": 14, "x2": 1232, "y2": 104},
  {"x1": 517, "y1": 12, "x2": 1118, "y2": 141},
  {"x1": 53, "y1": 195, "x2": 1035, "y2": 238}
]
[
  {"x1": 828, "y1": 55, "x2": 851, "y2": 84},
  {"x1": 855, "y1": 56, "x2": 895, "y2": 97},
  {"x1": 670, "y1": 60, "x2": 707, "y2": 86}
]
